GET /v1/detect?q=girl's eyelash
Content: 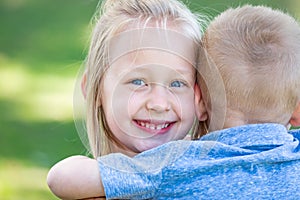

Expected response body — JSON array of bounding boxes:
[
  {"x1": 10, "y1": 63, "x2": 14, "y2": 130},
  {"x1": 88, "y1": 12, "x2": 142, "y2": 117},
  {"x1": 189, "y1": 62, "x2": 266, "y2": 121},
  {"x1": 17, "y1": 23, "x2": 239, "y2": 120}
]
[
  {"x1": 129, "y1": 79, "x2": 147, "y2": 86},
  {"x1": 170, "y1": 80, "x2": 188, "y2": 88},
  {"x1": 127, "y1": 78, "x2": 189, "y2": 88}
]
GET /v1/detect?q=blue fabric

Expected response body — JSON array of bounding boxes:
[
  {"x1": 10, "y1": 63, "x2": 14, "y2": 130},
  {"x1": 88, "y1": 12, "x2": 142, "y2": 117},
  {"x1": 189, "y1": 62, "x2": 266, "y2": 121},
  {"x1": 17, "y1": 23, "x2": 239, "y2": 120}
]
[{"x1": 98, "y1": 123, "x2": 300, "y2": 199}]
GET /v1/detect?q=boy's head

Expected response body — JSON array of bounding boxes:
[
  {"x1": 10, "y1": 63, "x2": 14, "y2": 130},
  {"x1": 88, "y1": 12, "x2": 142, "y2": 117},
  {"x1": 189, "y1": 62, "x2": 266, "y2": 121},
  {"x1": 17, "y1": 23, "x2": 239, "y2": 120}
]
[{"x1": 199, "y1": 5, "x2": 300, "y2": 130}]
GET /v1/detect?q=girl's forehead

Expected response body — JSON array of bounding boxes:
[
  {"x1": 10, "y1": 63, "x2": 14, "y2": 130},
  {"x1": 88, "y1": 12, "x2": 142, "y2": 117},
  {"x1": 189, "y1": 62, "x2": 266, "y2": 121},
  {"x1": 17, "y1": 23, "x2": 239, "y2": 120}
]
[{"x1": 108, "y1": 28, "x2": 197, "y2": 66}]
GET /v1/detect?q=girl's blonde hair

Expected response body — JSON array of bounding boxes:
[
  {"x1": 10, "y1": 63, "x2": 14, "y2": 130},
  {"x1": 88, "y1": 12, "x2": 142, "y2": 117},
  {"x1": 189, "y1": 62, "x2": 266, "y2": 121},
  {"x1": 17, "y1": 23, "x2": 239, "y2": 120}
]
[
  {"x1": 201, "y1": 5, "x2": 300, "y2": 128},
  {"x1": 84, "y1": 0, "x2": 205, "y2": 157}
]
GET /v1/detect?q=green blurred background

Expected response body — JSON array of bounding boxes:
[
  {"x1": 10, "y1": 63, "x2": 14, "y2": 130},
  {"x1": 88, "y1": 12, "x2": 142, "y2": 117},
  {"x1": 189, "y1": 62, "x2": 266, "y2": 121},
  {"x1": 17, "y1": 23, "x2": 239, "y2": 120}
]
[{"x1": 0, "y1": 0, "x2": 299, "y2": 199}]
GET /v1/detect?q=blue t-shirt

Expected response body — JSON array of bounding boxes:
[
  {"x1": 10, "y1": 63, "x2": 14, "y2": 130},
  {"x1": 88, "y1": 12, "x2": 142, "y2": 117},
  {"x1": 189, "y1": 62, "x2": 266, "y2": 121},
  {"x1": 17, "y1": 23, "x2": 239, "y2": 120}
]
[{"x1": 98, "y1": 123, "x2": 300, "y2": 199}]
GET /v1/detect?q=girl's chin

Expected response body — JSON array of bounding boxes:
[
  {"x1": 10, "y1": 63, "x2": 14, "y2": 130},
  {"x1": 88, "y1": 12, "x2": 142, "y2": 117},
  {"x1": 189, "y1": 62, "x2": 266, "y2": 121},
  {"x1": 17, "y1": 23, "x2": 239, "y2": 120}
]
[{"x1": 135, "y1": 141, "x2": 165, "y2": 152}]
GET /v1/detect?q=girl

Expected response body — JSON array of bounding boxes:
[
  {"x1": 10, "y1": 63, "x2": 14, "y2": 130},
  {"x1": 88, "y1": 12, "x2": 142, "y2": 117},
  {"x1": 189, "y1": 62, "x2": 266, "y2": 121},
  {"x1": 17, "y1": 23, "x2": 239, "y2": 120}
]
[
  {"x1": 80, "y1": 0, "x2": 207, "y2": 158},
  {"x1": 47, "y1": 0, "x2": 207, "y2": 198}
]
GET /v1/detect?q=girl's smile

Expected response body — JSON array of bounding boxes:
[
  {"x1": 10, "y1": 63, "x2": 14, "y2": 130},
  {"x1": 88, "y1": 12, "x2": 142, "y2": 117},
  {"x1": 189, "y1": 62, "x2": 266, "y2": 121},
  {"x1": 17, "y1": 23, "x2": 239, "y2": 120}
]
[{"x1": 133, "y1": 119, "x2": 175, "y2": 135}]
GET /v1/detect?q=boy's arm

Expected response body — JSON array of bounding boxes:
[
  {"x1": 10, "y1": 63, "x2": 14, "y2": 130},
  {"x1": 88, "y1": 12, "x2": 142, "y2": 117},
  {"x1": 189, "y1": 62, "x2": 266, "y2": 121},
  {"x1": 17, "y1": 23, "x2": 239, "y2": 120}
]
[{"x1": 47, "y1": 155, "x2": 105, "y2": 199}]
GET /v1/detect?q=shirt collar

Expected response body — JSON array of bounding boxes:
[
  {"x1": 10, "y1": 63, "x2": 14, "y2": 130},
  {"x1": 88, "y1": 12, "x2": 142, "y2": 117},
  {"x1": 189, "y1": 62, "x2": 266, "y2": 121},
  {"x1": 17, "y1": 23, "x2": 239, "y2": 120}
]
[{"x1": 200, "y1": 123, "x2": 293, "y2": 150}]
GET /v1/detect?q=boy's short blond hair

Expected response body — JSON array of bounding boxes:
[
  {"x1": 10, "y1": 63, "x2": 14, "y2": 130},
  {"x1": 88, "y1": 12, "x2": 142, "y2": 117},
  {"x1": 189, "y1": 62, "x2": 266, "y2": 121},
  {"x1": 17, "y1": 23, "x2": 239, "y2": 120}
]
[{"x1": 200, "y1": 5, "x2": 300, "y2": 128}]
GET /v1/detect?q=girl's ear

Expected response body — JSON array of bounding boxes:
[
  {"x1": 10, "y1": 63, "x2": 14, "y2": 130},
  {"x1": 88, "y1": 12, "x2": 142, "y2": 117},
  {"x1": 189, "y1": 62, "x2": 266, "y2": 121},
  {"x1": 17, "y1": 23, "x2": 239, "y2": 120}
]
[
  {"x1": 290, "y1": 102, "x2": 300, "y2": 127},
  {"x1": 81, "y1": 72, "x2": 87, "y2": 99},
  {"x1": 194, "y1": 84, "x2": 208, "y2": 122}
]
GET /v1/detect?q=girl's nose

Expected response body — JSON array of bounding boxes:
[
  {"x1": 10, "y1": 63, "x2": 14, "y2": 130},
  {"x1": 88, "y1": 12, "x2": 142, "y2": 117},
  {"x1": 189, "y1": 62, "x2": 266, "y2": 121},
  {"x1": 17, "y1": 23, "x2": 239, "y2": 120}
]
[{"x1": 146, "y1": 84, "x2": 171, "y2": 113}]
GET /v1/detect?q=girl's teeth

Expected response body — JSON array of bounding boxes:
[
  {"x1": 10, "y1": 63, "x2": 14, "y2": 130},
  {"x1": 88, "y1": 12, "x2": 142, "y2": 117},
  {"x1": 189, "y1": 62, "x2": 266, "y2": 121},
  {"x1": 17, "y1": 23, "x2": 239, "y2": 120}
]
[
  {"x1": 156, "y1": 125, "x2": 163, "y2": 130},
  {"x1": 138, "y1": 121, "x2": 169, "y2": 130}
]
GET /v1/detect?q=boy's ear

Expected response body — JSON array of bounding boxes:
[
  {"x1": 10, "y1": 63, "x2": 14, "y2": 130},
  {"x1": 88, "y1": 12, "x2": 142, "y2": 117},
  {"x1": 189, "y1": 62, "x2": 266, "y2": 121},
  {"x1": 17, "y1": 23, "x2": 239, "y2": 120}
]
[
  {"x1": 81, "y1": 72, "x2": 87, "y2": 99},
  {"x1": 194, "y1": 84, "x2": 208, "y2": 121},
  {"x1": 290, "y1": 102, "x2": 300, "y2": 127}
]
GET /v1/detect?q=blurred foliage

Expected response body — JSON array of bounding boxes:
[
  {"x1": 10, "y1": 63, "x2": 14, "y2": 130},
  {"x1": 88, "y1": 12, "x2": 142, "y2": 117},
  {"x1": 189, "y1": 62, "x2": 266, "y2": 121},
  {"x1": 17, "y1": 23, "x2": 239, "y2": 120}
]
[
  {"x1": 0, "y1": 0, "x2": 299, "y2": 199},
  {"x1": 0, "y1": 0, "x2": 97, "y2": 199}
]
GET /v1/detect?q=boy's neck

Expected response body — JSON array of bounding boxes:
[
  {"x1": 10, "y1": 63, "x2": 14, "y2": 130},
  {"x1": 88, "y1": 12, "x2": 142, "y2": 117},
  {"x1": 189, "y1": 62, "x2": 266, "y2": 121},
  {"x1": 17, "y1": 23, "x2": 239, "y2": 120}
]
[{"x1": 223, "y1": 109, "x2": 247, "y2": 129}]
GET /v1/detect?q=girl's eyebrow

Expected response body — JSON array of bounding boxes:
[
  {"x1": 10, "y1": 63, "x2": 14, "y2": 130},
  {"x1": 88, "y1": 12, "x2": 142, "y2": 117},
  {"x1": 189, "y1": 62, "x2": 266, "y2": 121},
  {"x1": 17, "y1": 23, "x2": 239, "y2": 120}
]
[
  {"x1": 127, "y1": 67, "x2": 195, "y2": 82},
  {"x1": 174, "y1": 68, "x2": 196, "y2": 74},
  {"x1": 128, "y1": 64, "x2": 195, "y2": 73}
]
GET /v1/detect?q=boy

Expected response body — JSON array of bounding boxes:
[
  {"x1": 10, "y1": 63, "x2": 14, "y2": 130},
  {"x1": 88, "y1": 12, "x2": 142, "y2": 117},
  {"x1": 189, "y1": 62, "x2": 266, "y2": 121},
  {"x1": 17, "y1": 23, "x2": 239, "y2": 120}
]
[{"x1": 47, "y1": 5, "x2": 300, "y2": 199}]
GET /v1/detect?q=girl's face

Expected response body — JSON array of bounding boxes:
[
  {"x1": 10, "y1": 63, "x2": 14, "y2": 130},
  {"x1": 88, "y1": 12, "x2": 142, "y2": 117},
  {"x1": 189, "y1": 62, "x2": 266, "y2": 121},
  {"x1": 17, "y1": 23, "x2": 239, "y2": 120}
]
[{"x1": 101, "y1": 28, "x2": 199, "y2": 156}]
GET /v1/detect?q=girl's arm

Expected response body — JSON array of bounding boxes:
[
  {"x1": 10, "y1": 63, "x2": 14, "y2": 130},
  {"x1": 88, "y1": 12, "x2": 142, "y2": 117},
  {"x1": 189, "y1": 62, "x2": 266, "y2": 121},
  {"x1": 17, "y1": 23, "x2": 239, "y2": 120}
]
[{"x1": 47, "y1": 155, "x2": 105, "y2": 199}]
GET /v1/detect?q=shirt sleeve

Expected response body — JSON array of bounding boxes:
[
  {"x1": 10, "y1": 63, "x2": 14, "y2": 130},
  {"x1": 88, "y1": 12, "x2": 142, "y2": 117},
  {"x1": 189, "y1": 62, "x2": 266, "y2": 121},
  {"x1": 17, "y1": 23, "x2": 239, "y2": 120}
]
[{"x1": 97, "y1": 140, "x2": 192, "y2": 199}]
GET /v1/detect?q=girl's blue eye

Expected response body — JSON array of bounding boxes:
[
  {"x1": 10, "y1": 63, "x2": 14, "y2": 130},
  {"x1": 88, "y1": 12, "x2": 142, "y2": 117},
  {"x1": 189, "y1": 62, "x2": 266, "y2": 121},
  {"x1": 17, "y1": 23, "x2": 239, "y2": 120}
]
[
  {"x1": 131, "y1": 79, "x2": 145, "y2": 86},
  {"x1": 170, "y1": 80, "x2": 185, "y2": 88}
]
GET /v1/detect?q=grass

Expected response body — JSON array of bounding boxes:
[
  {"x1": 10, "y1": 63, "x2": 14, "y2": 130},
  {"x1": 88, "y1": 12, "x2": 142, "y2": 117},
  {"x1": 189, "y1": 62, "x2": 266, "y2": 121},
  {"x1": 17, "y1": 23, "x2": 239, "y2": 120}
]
[{"x1": 0, "y1": 0, "x2": 299, "y2": 199}]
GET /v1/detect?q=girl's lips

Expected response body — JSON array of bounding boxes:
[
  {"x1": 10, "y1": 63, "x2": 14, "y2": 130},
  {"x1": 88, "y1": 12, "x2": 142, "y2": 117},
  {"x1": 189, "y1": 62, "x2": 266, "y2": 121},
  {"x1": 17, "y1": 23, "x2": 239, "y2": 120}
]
[{"x1": 133, "y1": 119, "x2": 175, "y2": 134}]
